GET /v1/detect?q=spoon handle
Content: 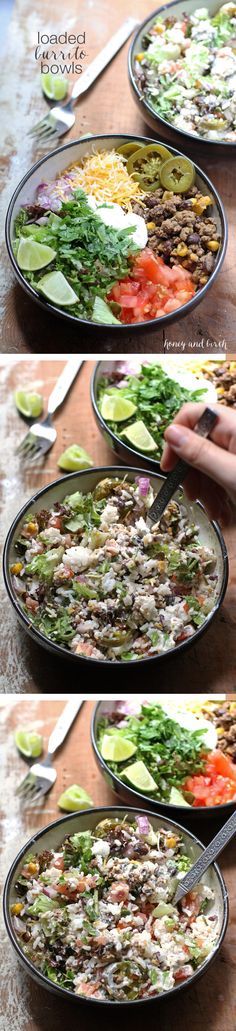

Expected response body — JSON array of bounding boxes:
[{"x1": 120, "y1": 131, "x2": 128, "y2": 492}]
[
  {"x1": 148, "y1": 406, "x2": 217, "y2": 525},
  {"x1": 174, "y1": 808, "x2": 236, "y2": 905}
]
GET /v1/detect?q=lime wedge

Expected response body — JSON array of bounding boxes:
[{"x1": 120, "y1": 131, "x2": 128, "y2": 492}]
[
  {"x1": 58, "y1": 784, "x2": 94, "y2": 812},
  {"x1": 58, "y1": 444, "x2": 94, "y2": 472},
  {"x1": 122, "y1": 760, "x2": 157, "y2": 792},
  {"x1": 101, "y1": 734, "x2": 137, "y2": 762},
  {"x1": 37, "y1": 270, "x2": 78, "y2": 307},
  {"x1": 14, "y1": 389, "x2": 44, "y2": 419},
  {"x1": 92, "y1": 296, "x2": 121, "y2": 325},
  {"x1": 169, "y1": 786, "x2": 191, "y2": 807},
  {"x1": 121, "y1": 420, "x2": 157, "y2": 453},
  {"x1": 101, "y1": 392, "x2": 137, "y2": 423},
  {"x1": 41, "y1": 72, "x2": 69, "y2": 101},
  {"x1": 17, "y1": 238, "x2": 56, "y2": 271},
  {"x1": 14, "y1": 726, "x2": 43, "y2": 758}
]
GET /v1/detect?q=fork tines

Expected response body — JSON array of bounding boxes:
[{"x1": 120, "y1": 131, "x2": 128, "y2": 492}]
[
  {"x1": 28, "y1": 117, "x2": 58, "y2": 142},
  {"x1": 16, "y1": 774, "x2": 47, "y2": 807}
]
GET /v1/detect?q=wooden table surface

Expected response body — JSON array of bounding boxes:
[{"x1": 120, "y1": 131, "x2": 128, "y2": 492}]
[
  {"x1": 1, "y1": 357, "x2": 236, "y2": 694},
  {"x1": 0, "y1": 696, "x2": 235, "y2": 1031},
  {"x1": 0, "y1": 0, "x2": 235, "y2": 355}
]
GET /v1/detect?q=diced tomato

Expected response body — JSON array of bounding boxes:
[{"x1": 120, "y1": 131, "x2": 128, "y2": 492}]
[
  {"x1": 183, "y1": 749, "x2": 236, "y2": 807},
  {"x1": 206, "y1": 750, "x2": 236, "y2": 780},
  {"x1": 48, "y1": 516, "x2": 62, "y2": 529},
  {"x1": 174, "y1": 966, "x2": 192, "y2": 982},
  {"x1": 25, "y1": 596, "x2": 39, "y2": 613},
  {"x1": 107, "y1": 247, "x2": 195, "y2": 324},
  {"x1": 164, "y1": 298, "x2": 182, "y2": 314}
]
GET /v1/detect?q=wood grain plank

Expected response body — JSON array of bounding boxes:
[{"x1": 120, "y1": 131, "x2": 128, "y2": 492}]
[
  {"x1": 1, "y1": 357, "x2": 236, "y2": 694},
  {"x1": 0, "y1": 0, "x2": 235, "y2": 353}
]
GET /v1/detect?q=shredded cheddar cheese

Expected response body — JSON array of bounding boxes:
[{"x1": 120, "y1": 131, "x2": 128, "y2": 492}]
[{"x1": 66, "y1": 149, "x2": 143, "y2": 208}]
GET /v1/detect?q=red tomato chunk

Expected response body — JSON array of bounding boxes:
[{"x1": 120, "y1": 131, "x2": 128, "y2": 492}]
[
  {"x1": 107, "y1": 248, "x2": 195, "y2": 323},
  {"x1": 183, "y1": 750, "x2": 236, "y2": 806}
]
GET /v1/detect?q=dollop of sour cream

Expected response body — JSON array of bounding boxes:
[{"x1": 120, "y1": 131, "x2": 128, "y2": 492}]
[{"x1": 87, "y1": 195, "x2": 148, "y2": 249}]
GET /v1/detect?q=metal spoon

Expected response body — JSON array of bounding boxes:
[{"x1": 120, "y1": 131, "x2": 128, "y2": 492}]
[
  {"x1": 174, "y1": 808, "x2": 236, "y2": 905},
  {"x1": 147, "y1": 406, "x2": 218, "y2": 526}
]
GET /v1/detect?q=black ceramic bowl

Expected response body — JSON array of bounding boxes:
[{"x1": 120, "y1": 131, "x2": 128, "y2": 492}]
[
  {"x1": 5, "y1": 133, "x2": 227, "y2": 336},
  {"x1": 3, "y1": 466, "x2": 228, "y2": 668},
  {"x1": 3, "y1": 806, "x2": 228, "y2": 1007},
  {"x1": 90, "y1": 359, "x2": 217, "y2": 472},
  {"x1": 92, "y1": 701, "x2": 236, "y2": 822},
  {"x1": 128, "y1": 0, "x2": 236, "y2": 149}
]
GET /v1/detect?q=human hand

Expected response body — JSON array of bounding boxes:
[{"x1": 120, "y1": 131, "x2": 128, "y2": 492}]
[{"x1": 161, "y1": 402, "x2": 236, "y2": 522}]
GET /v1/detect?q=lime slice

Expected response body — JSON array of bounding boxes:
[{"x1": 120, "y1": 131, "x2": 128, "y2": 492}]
[
  {"x1": 58, "y1": 444, "x2": 94, "y2": 472},
  {"x1": 101, "y1": 392, "x2": 137, "y2": 423},
  {"x1": 122, "y1": 760, "x2": 157, "y2": 792},
  {"x1": 92, "y1": 297, "x2": 121, "y2": 325},
  {"x1": 14, "y1": 389, "x2": 44, "y2": 419},
  {"x1": 121, "y1": 420, "x2": 156, "y2": 453},
  {"x1": 101, "y1": 734, "x2": 137, "y2": 762},
  {"x1": 37, "y1": 270, "x2": 78, "y2": 307},
  {"x1": 153, "y1": 903, "x2": 176, "y2": 917},
  {"x1": 58, "y1": 784, "x2": 94, "y2": 812},
  {"x1": 15, "y1": 726, "x2": 43, "y2": 758},
  {"x1": 41, "y1": 72, "x2": 69, "y2": 101},
  {"x1": 17, "y1": 237, "x2": 56, "y2": 272},
  {"x1": 169, "y1": 786, "x2": 191, "y2": 807}
]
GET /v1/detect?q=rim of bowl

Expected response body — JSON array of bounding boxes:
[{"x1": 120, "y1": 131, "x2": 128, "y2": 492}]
[
  {"x1": 5, "y1": 133, "x2": 227, "y2": 332},
  {"x1": 91, "y1": 701, "x2": 236, "y2": 817},
  {"x1": 3, "y1": 805, "x2": 229, "y2": 1007},
  {"x1": 128, "y1": 1, "x2": 236, "y2": 148},
  {"x1": 3, "y1": 465, "x2": 228, "y2": 668}
]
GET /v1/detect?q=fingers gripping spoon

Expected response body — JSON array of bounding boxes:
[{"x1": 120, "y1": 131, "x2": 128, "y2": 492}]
[{"x1": 147, "y1": 407, "x2": 218, "y2": 526}]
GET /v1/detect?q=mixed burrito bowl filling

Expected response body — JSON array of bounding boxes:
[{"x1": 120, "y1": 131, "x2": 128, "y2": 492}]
[
  {"x1": 10, "y1": 476, "x2": 219, "y2": 662},
  {"x1": 134, "y1": 3, "x2": 236, "y2": 142},
  {"x1": 10, "y1": 815, "x2": 220, "y2": 1000},
  {"x1": 12, "y1": 143, "x2": 221, "y2": 324}
]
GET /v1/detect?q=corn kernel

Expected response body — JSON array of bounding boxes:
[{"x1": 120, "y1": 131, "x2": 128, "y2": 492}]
[
  {"x1": 28, "y1": 522, "x2": 38, "y2": 534},
  {"x1": 191, "y1": 196, "x2": 211, "y2": 215},
  {"x1": 136, "y1": 52, "x2": 144, "y2": 61},
  {"x1": 11, "y1": 903, "x2": 24, "y2": 915},
  {"x1": 158, "y1": 560, "x2": 166, "y2": 572},
  {"x1": 166, "y1": 836, "x2": 177, "y2": 848},
  {"x1": 10, "y1": 562, "x2": 23, "y2": 574},
  {"x1": 175, "y1": 244, "x2": 188, "y2": 257},
  {"x1": 189, "y1": 252, "x2": 198, "y2": 263},
  {"x1": 147, "y1": 221, "x2": 156, "y2": 230},
  {"x1": 27, "y1": 862, "x2": 38, "y2": 874},
  {"x1": 207, "y1": 240, "x2": 219, "y2": 252},
  {"x1": 200, "y1": 275, "x2": 208, "y2": 285}
]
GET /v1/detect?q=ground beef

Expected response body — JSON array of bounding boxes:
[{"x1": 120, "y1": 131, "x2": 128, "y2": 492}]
[{"x1": 132, "y1": 187, "x2": 220, "y2": 286}]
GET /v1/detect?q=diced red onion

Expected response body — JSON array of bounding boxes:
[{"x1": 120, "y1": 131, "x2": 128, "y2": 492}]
[
  {"x1": 43, "y1": 886, "x2": 58, "y2": 899},
  {"x1": 135, "y1": 476, "x2": 150, "y2": 497},
  {"x1": 117, "y1": 361, "x2": 141, "y2": 376},
  {"x1": 116, "y1": 700, "x2": 141, "y2": 716},
  {"x1": 12, "y1": 575, "x2": 25, "y2": 595},
  {"x1": 136, "y1": 815, "x2": 150, "y2": 835},
  {"x1": 13, "y1": 916, "x2": 25, "y2": 934}
]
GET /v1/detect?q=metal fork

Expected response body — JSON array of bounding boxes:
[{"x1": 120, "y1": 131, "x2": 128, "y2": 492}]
[
  {"x1": 17, "y1": 357, "x2": 83, "y2": 463},
  {"x1": 29, "y1": 18, "x2": 138, "y2": 143},
  {"x1": 16, "y1": 698, "x2": 83, "y2": 807}
]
